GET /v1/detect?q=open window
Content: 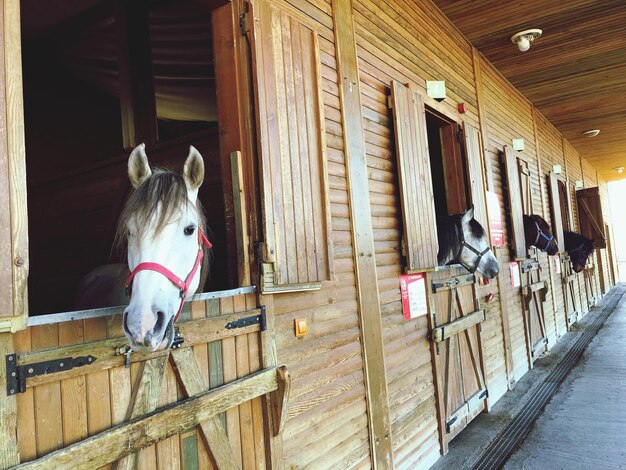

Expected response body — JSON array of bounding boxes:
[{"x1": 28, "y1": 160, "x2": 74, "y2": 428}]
[
  {"x1": 389, "y1": 81, "x2": 487, "y2": 271},
  {"x1": 21, "y1": 0, "x2": 241, "y2": 315}
]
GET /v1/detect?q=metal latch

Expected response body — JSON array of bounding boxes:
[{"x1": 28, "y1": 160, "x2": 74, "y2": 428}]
[
  {"x1": 446, "y1": 416, "x2": 457, "y2": 433},
  {"x1": 225, "y1": 306, "x2": 267, "y2": 331},
  {"x1": 6, "y1": 353, "x2": 96, "y2": 395}
]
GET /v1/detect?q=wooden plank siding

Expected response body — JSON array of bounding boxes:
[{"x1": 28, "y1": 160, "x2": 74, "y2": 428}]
[{"x1": 2, "y1": 0, "x2": 621, "y2": 469}]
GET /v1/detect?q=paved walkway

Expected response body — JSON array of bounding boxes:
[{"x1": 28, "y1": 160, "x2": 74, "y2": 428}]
[{"x1": 504, "y1": 293, "x2": 626, "y2": 469}]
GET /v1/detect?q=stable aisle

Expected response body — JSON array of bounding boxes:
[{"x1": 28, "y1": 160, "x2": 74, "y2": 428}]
[{"x1": 504, "y1": 294, "x2": 626, "y2": 469}]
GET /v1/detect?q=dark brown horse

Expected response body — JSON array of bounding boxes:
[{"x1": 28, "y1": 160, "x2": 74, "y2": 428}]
[
  {"x1": 523, "y1": 214, "x2": 558, "y2": 256},
  {"x1": 564, "y1": 231, "x2": 595, "y2": 273}
]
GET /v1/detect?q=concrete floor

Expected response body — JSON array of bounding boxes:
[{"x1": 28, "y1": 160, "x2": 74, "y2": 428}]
[
  {"x1": 505, "y1": 291, "x2": 626, "y2": 469},
  {"x1": 432, "y1": 285, "x2": 626, "y2": 470}
]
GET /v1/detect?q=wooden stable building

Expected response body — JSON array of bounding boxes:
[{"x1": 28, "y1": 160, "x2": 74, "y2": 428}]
[{"x1": 0, "y1": 0, "x2": 622, "y2": 468}]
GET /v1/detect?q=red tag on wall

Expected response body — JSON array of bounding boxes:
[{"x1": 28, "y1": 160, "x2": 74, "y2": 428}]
[
  {"x1": 487, "y1": 191, "x2": 505, "y2": 247},
  {"x1": 400, "y1": 273, "x2": 428, "y2": 320}
]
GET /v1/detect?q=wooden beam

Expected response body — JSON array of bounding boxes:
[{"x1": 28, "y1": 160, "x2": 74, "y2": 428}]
[
  {"x1": 115, "y1": 0, "x2": 158, "y2": 148},
  {"x1": 15, "y1": 367, "x2": 279, "y2": 470},
  {"x1": 230, "y1": 151, "x2": 251, "y2": 286},
  {"x1": 0, "y1": 333, "x2": 20, "y2": 467},
  {"x1": 170, "y1": 347, "x2": 239, "y2": 470},
  {"x1": 332, "y1": 0, "x2": 393, "y2": 467},
  {"x1": 270, "y1": 366, "x2": 289, "y2": 437},
  {"x1": 112, "y1": 356, "x2": 168, "y2": 470},
  {"x1": 495, "y1": 248, "x2": 514, "y2": 388},
  {"x1": 431, "y1": 309, "x2": 485, "y2": 343},
  {"x1": 213, "y1": 3, "x2": 247, "y2": 288},
  {"x1": 0, "y1": 0, "x2": 28, "y2": 328}
]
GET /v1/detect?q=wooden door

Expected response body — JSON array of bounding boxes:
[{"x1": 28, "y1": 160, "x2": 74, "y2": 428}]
[
  {"x1": 520, "y1": 256, "x2": 548, "y2": 365},
  {"x1": 9, "y1": 287, "x2": 288, "y2": 469},
  {"x1": 428, "y1": 267, "x2": 488, "y2": 451}
]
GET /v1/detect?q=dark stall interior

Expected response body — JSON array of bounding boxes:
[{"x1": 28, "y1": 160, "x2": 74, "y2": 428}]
[{"x1": 22, "y1": 0, "x2": 231, "y2": 314}]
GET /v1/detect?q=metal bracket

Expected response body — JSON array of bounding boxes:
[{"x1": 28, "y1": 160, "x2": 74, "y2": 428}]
[
  {"x1": 6, "y1": 353, "x2": 96, "y2": 395},
  {"x1": 446, "y1": 416, "x2": 457, "y2": 433},
  {"x1": 171, "y1": 329, "x2": 185, "y2": 349},
  {"x1": 225, "y1": 306, "x2": 267, "y2": 331}
]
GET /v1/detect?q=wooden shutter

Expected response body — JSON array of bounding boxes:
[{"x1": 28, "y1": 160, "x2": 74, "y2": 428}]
[
  {"x1": 548, "y1": 172, "x2": 565, "y2": 252},
  {"x1": 502, "y1": 146, "x2": 526, "y2": 259},
  {"x1": 0, "y1": 0, "x2": 28, "y2": 332},
  {"x1": 576, "y1": 187, "x2": 606, "y2": 248},
  {"x1": 390, "y1": 81, "x2": 438, "y2": 271},
  {"x1": 462, "y1": 122, "x2": 487, "y2": 230},
  {"x1": 251, "y1": 0, "x2": 332, "y2": 293}
]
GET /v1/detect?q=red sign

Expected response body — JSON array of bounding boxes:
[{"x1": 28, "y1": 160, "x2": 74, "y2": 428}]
[
  {"x1": 487, "y1": 191, "x2": 505, "y2": 247},
  {"x1": 400, "y1": 273, "x2": 428, "y2": 320},
  {"x1": 509, "y1": 262, "x2": 521, "y2": 288}
]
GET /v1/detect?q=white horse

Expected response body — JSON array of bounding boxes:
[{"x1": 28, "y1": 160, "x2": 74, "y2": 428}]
[{"x1": 75, "y1": 144, "x2": 212, "y2": 352}]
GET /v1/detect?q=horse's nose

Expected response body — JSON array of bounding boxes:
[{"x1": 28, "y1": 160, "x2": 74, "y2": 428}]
[{"x1": 123, "y1": 308, "x2": 167, "y2": 349}]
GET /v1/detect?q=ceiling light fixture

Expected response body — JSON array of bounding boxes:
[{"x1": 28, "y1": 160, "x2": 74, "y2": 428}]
[
  {"x1": 583, "y1": 129, "x2": 600, "y2": 137},
  {"x1": 511, "y1": 29, "x2": 542, "y2": 52},
  {"x1": 614, "y1": 167, "x2": 624, "y2": 174}
]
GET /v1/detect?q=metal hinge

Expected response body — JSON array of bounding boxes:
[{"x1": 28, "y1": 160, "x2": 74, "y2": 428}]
[
  {"x1": 6, "y1": 353, "x2": 96, "y2": 395},
  {"x1": 455, "y1": 129, "x2": 463, "y2": 143},
  {"x1": 446, "y1": 416, "x2": 457, "y2": 433},
  {"x1": 225, "y1": 305, "x2": 267, "y2": 331},
  {"x1": 239, "y1": 12, "x2": 252, "y2": 35}
]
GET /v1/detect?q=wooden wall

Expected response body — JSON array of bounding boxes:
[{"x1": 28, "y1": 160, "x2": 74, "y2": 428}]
[
  {"x1": 5, "y1": 0, "x2": 619, "y2": 468},
  {"x1": 268, "y1": 1, "x2": 372, "y2": 468}
]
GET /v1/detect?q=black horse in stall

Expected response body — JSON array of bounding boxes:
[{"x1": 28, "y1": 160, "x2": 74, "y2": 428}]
[
  {"x1": 437, "y1": 206, "x2": 500, "y2": 279},
  {"x1": 564, "y1": 231, "x2": 595, "y2": 273},
  {"x1": 523, "y1": 214, "x2": 559, "y2": 255}
]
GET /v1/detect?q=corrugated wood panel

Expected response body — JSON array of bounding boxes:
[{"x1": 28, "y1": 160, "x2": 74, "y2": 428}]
[
  {"x1": 389, "y1": 81, "x2": 438, "y2": 270},
  {"x1": 15, "y1": 293, "x2": 268, "y2": 468},
  {"x1": 253, "y1": 0, "x2": 332, "y2": 289}
]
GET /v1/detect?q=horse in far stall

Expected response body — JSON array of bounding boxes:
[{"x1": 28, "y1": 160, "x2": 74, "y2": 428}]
[
  {"x1": 564, "y1": 231, "x2": 595, "y2": 273},
  {"x1": 524, "y1": 214, "x2": 559, "y2": 256},
  {"x1": 437, "y1": 206, "x2": 500, "y2": 279},
  {"x1": 75, "y1": 144, "x2": 212, "y2": 352}
]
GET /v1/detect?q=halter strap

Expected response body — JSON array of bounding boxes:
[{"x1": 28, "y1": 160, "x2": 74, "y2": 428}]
[
  {"x1": 454, "y1": 223, "x2": 491, "y2": 274},
  {"x1": 532, "y1": 219, "x2": 554, "y2": 251},
  {"x1": 125, "y1": 229, "x2": 213, "y2": 323}
]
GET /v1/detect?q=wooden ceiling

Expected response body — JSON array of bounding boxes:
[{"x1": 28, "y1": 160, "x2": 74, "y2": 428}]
[{"x1": 432, "y1": 0, "x2": 626, "y2": 182}]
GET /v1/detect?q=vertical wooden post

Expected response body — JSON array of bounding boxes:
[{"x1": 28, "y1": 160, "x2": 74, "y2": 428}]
[
  {"x1": 331, "y1": 0, "x2": 393, "y2": 467},
  {"x1": 115, "y1": 0, "x2": 158, "y2": 148},
  {"x1": 0, "y1": 0, "x2": 28, "y2": 331},
  {"x1": 0, "y1": 333, "x2": 19, "y2": 468}
]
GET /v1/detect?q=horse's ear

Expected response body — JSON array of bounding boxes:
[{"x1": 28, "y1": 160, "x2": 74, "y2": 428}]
[
  {"x1": 183, "y1": 146, "x2": 205, "y2": 191},
  {"x1": 462, "y1": 205, "x2": 475, "y2": 223},
  {"x1": 128, "y1": 144, "x2": 152, "y2": 188}
]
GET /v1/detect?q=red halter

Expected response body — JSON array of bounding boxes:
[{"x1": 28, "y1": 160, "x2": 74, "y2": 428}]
[{"x1": 125, "y1": 229, "x2": 213, "y2": 323}]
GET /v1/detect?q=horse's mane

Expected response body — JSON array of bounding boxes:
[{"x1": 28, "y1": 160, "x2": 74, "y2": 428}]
[
  {"x1": 564, "y1": 230, "x2": 592, "y2": 250},
  {"x1": 113, "y1": 169, "x2": 210, "y2": 283},
  {"x1": 437, "y1": 213, "x2": 484, "y2": 264}
]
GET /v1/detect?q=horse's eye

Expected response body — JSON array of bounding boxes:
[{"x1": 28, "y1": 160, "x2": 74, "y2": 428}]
[{"x1": 184, "y1": 225, "x2": 196, "y2": 236}]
